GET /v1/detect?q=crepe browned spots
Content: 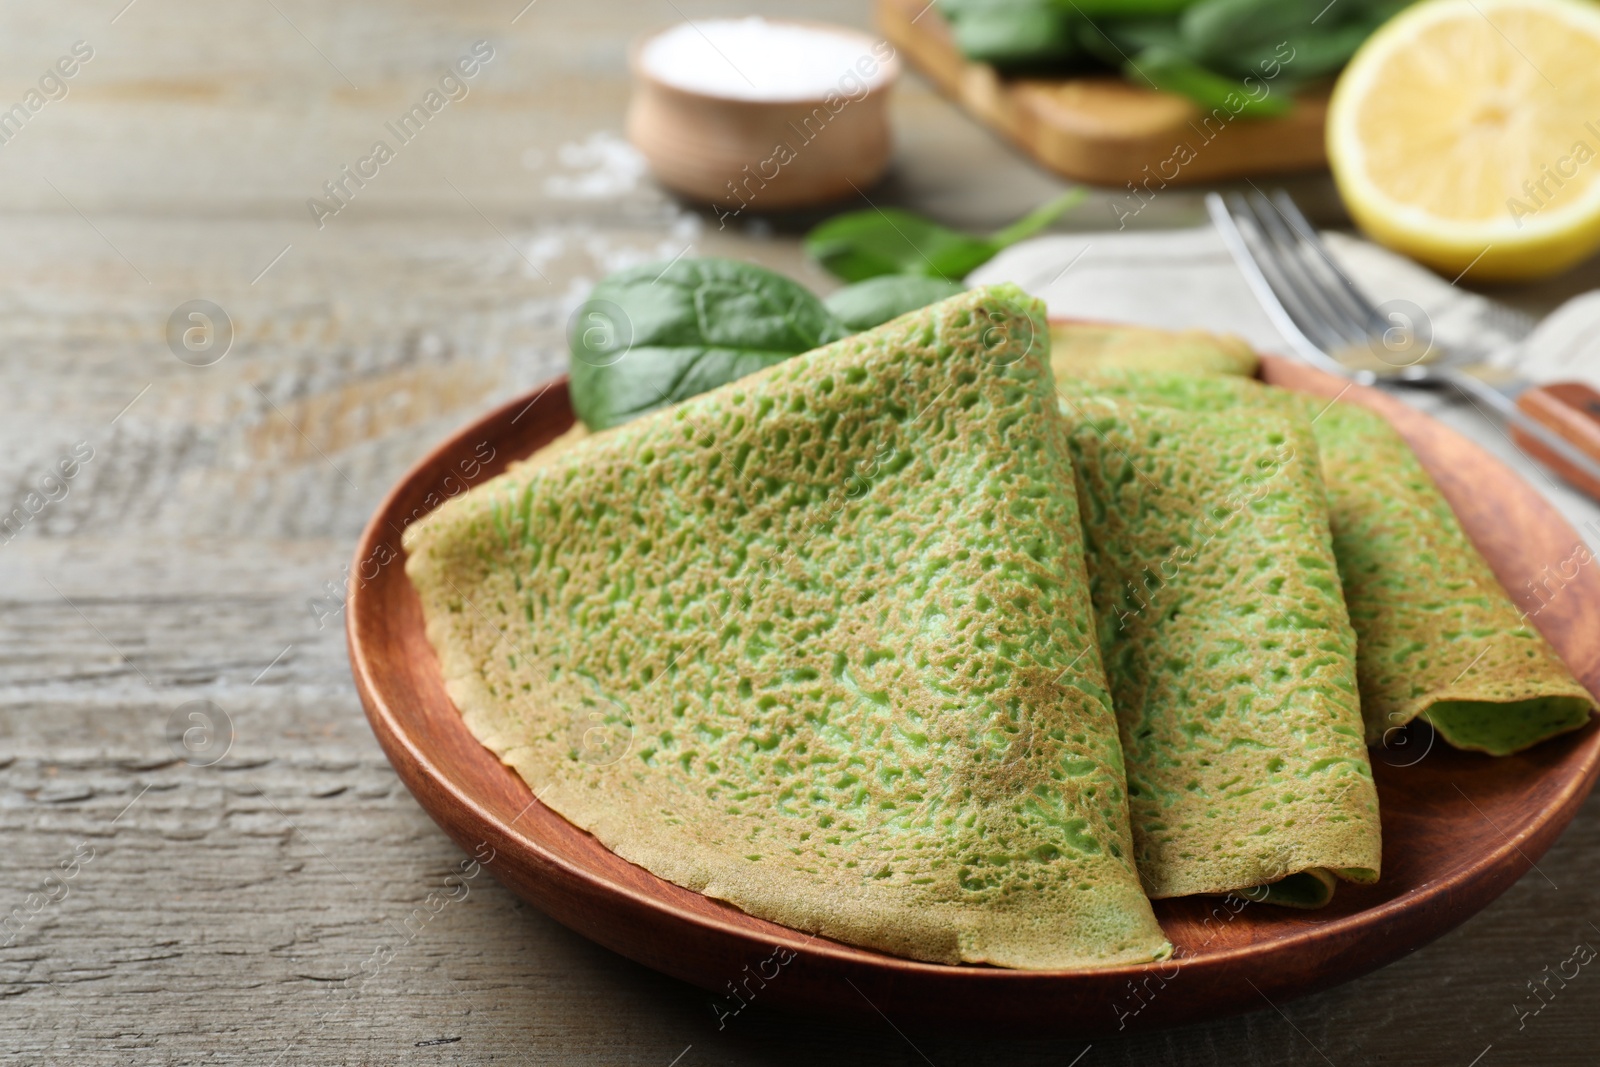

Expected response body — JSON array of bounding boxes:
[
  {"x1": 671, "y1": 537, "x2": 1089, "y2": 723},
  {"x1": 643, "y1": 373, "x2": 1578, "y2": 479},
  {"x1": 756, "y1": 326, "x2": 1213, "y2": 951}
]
[
  {"x1": 1050, "y1": 321, "x2": 1258, "y2": 381},
  {"x1": 1060, "y1": 394, "x2": 1380, "y2": 903},
  {"x1": 1066, "y1": 369, "x2": 1594, "y2": 756},
  {"x1": 405, "y1": 287, "x2": 1171, "y2": 969}
]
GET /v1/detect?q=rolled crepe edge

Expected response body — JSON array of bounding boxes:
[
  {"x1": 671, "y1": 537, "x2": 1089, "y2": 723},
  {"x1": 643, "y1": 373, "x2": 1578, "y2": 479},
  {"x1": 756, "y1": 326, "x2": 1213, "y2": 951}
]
[{"x1": 1418, "y1": 693, "x2": 1595, "y2": 756}]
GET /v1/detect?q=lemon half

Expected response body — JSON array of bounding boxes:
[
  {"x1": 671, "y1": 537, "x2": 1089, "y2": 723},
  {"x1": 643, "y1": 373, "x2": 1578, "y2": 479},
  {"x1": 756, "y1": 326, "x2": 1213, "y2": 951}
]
[{"x1": 1328, "y1": 0, "x2": 1600, "y2": 281}]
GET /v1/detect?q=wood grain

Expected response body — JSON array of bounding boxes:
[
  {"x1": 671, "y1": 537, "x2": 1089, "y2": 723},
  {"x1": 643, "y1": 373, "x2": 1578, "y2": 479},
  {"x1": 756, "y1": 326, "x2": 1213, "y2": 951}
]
[
  {"x1": 1514, "y1": 381, "x2": 1600, "y2": 501},
  {"x1": 348, "y1": 359, "x2": 1600, "y2": 1036},
  {"x1": 876, "y1": 0, "x2": 1330, "y2": 187},
  {"x1": 8, "y1": 0, "x2": 1600, "y2": 1062}
]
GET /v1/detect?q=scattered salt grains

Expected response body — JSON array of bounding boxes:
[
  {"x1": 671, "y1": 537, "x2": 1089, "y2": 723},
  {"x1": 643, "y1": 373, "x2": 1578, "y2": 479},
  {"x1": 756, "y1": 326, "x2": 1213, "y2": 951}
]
[
  {"x1": 541, "y1": 131, "x2": 652, "y2": 200},
  {"x1": 639, "y1": 18, "x2": 891, "y2": 102}
]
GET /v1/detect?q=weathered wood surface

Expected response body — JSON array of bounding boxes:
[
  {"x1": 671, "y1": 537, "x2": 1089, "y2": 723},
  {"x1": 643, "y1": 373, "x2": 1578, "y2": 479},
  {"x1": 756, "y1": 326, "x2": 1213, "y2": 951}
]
[{"x1": 4, "y1": 1, "x2": 1600, "y2": 1065}]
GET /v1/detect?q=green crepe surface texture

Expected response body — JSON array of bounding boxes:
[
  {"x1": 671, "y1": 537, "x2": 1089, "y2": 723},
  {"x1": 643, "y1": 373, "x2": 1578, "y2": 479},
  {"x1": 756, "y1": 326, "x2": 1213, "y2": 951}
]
[
  {"x1": 1048, "y1": 322, "x2": 1259, "y2": 382},
  {"x1": 405, "y1": 286, "x2": 1171, "y2": 970},
  {"x1": 1059, "y1": 394, "x2": 1380, "y2": 901},
  {"x1": 1067, "y1": 369, "x2": 1595, "y2": 756}
]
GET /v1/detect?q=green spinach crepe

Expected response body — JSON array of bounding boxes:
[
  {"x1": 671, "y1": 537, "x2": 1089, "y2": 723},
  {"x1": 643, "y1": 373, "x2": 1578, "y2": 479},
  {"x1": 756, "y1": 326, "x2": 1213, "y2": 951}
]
[
  {"x1": 1060, "y1": 395, "x2": 1380, "y2": 906},
  {"x1": 1049, "y1": 322, "x2": 1258, "y2": 381},
  {"x1": 1066, "y1": 370, "x2": 1595, "y2": 756},
  {"x1": 406, "y1": 287, "x2": 1171, "y2": 969}
]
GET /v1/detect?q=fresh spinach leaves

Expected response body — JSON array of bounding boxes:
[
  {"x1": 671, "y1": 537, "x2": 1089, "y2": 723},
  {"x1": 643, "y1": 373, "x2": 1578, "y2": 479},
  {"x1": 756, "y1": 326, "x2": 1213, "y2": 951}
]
[
  {"x1": 804, "y1": 189, "x2": 1084, "y2": 282},
  {"x1": 950, "y1": 1, "x2": 1079, "y2": 66},
  {"x1": 1123, "y1": 45, "x2": 1290, "y2": 116},
  {"x1": 823, "y1": 275, "x2": 968, "y2": 332},
  {"x1": 568, "y1": 258, "x2": 847, "y2": 431},
  {"x1": 937, "y1": 0, "x2": 1398, "y2": 114}
]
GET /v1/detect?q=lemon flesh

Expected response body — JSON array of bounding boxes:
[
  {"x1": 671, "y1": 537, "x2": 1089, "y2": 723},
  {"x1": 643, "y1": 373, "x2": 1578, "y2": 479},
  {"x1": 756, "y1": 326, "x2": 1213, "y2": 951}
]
[{"x1": 1328, "y1": 0, "x2": 1600, "y2": 281}]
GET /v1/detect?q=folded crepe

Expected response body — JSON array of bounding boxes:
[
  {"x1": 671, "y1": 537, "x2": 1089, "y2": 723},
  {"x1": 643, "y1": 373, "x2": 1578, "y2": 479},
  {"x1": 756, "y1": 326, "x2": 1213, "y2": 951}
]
[
  {"x1": 405, "y1": 287, "x2": 1171, "y2": 969},
  {"x1": 1067, "y1": 369, "x2": 1595, "y2": 756},
  {"x1": 1059, "y1": 394, "x2": 1380, "y2": 906},
  {"x1": 1050, "y1": 321, "x2": 1258, "y2": 381}
]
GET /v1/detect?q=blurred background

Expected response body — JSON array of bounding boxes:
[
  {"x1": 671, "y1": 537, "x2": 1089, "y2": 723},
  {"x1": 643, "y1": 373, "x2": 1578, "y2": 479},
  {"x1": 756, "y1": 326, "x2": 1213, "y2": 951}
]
[{"x1": 4, "y1": 1, "x2": 1600, "y2": 1064}]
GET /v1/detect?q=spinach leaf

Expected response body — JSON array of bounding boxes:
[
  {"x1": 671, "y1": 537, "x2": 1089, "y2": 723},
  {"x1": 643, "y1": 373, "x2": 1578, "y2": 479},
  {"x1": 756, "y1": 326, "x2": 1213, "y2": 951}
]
[
  {"x1": 1078, "y1": 16, "x2": 1183, "y2": 65},
  {"x1": 949, "y1": 1, "x2": 1079, "y2": 68},
  {"x1": 568, "y1": 258, "x2": 847, "y2": 431},
  {"x1": 1180, "y1": 0, "x2": 1332, "y2": 63},
  {"x1": 1125, "y1": 45, "x2": 1290, "y2": 116},
  {"x1": 937, "y1": 0, "x2": 1384, "y2": 117},
  {"x1": 1254, "y1": 20, "x2": 1377, "y2": 78},
  {"x1": 824, "y1": 275, "x2": 968, "y2": 332},
  {"x1": 805, "y1": 189, "x2": 1085, "y2": 283},
  {"x1": 1066, "y1": 0, "x2": 1202, "y2": 16}
]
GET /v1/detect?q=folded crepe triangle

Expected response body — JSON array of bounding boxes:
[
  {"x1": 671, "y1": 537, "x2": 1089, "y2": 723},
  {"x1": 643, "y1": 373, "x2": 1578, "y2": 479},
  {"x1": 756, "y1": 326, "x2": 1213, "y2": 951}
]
[
  {"x1": 1060, "y1": 394, "x2": 1381, "y2": 905},
  {"x1": 1066, "y1": 369, "x2": 1594, "y2": 757},
  {"x1": 405, "y1": 285, "x2": 1171, "y2": 969}
]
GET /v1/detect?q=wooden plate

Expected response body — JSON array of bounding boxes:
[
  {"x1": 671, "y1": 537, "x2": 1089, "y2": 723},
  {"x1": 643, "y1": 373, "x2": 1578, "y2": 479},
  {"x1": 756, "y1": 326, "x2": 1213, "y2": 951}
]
[
  {"x1": 347, "y1": 357, "x2": 1600, "y2": 1036},
  {"x1": 877, "y1": 0, "x2": 1329, "y2": 186}
]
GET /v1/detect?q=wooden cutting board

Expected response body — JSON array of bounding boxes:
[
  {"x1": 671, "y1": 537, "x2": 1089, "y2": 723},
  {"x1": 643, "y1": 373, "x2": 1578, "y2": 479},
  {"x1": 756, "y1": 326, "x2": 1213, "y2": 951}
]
[{"x1": 877, "y1": 0, "x2": 1330, "y2": 187}]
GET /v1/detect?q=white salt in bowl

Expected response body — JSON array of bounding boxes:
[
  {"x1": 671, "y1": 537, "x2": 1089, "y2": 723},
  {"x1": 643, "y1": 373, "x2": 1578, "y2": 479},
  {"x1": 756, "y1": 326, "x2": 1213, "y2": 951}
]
[{"x1": 627, "y1": 18, "x2": 900, "y2": 213}]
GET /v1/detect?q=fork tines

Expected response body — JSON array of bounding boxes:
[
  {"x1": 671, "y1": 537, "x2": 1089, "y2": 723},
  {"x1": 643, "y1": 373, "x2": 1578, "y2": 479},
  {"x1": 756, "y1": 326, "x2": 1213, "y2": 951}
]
[{"x1": 1206, "y1": 190, "x2": 1389, "y2": 383}]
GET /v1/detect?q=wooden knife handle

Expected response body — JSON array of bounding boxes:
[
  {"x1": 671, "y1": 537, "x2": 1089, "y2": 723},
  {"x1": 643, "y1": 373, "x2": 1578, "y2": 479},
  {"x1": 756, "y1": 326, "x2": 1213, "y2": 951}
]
[{"x1": 1512, "y1": 381, "x2": 1600, "y2": 501}]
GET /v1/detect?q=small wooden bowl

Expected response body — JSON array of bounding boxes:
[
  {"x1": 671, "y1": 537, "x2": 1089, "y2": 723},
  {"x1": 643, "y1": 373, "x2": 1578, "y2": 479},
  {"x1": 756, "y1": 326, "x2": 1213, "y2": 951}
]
[
  {"x1": 348, "y1": 356, "x2": 1600, "y2": 1035},
  {"x1": 626, "y1": 21, "x2": 900, "y2": 211}
]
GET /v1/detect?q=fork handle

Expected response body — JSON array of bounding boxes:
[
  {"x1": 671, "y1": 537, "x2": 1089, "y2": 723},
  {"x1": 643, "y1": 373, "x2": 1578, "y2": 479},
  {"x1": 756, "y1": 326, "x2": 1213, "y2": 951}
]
[{"x1": 1512, "y1": 382, "x2": 1600, "y2": 501}]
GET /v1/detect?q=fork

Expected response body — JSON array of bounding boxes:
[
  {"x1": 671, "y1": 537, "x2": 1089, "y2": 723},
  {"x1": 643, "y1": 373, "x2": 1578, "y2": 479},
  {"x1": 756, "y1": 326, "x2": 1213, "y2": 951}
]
[{"x1": 1206, "y1": 189, "x2": 1600, "y2": 501}]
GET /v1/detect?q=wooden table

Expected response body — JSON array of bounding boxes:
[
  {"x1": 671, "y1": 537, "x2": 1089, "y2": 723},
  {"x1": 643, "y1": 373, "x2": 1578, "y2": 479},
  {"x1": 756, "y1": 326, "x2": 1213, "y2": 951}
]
[{"x1": 4, "y1": 2, "x2": 1599, "y2": 1064}]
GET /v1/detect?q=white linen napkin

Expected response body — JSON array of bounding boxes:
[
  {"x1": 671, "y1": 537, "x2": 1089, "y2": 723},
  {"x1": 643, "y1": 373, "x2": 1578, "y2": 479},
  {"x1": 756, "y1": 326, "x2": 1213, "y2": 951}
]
[{"x1": 967, "y1": 227, "x2": 1600, "y2": 390}]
